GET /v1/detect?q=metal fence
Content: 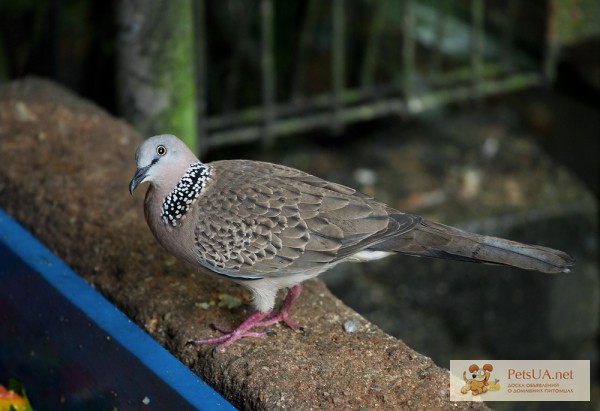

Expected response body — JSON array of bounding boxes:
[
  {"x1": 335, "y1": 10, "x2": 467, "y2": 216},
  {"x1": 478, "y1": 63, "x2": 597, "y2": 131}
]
[{"x1": 193, "y1": 0, "x2": 592, "y2": 152}]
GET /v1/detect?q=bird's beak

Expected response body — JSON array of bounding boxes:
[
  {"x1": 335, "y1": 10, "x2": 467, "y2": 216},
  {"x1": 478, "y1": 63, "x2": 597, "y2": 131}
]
[{"x1": 129, "y1": 165, "x2": 150, "y2": 194}]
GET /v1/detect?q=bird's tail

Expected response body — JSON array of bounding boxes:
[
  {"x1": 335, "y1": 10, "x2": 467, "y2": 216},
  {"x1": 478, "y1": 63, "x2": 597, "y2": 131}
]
[{"x1": 373, "y1": 218, "x2": 574, "y2": 274}]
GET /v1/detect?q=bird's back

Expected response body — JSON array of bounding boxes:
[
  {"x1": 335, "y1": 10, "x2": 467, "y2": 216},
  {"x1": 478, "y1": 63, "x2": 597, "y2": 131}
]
[{"x1": 191, "y1": 160, "x2": 419, "y2": 279}]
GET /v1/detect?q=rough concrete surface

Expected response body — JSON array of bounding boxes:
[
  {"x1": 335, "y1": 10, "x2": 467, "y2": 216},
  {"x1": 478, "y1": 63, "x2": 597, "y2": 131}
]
[{"x1": 0, "y1": 78, "x2": 493, "y2": 409}]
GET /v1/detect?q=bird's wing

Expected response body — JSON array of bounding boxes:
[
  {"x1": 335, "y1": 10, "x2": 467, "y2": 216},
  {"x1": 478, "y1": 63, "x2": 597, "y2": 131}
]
[{"x1": 192, "y1": 160, "x2": 420, "y2": 279}]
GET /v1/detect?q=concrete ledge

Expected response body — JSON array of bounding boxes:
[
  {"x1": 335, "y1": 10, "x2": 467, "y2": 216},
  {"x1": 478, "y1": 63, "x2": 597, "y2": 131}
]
[{"x1": 0, "y1": 78, "x2": 488, "y2": 410}]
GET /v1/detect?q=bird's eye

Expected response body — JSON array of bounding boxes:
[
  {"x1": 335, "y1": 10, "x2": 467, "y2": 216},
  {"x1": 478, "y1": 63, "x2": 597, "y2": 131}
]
[{"x1": 156, "y1": 145, "x2": 167, "y2": 156}]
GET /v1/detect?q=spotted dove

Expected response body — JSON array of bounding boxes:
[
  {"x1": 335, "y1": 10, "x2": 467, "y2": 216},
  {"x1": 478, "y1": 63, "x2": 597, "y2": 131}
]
[{"x1": 129, "y1": 134, "x2": 574, "y2": 350}]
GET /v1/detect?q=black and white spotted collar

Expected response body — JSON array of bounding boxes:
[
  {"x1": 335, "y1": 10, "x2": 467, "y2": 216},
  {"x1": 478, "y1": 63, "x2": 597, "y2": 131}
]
[{"x1": 161, "y1": 162, "x2": 211, "y2": 227}]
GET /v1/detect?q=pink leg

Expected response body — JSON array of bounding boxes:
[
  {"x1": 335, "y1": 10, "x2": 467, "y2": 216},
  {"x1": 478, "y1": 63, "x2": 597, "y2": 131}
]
[
  {"x1": 188, "y1": 284, "x2": 305, "y2": 351},
  {"x1": 189, "y1": 309, "x2": 272, "y2": 351},
  {"x1": 257, "y1": 284, "x2": 303, "y2": 331}
]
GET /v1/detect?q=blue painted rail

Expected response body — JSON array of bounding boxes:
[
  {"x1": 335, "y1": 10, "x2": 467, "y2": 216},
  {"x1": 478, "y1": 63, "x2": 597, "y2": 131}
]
[{"x1": 0, "y1": 208, "x2": 236, "y2": 410}]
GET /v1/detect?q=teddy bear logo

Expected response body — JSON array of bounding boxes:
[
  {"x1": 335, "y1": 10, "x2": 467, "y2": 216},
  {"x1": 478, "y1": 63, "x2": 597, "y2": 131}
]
[{"x1": 461, "y1": 363, "x2": 501, "y2": 396}]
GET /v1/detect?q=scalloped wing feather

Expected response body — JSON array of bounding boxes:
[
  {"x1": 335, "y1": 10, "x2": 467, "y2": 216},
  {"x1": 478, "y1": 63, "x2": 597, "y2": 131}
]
[{"x1": 192, "y1": 160, "x2": 419, "y2": 279}]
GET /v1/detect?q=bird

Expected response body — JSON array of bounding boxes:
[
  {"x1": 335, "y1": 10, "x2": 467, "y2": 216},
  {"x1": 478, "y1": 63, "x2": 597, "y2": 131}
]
[{"x1": 129, "y1": 134, "x2": 575, "y2": 351}]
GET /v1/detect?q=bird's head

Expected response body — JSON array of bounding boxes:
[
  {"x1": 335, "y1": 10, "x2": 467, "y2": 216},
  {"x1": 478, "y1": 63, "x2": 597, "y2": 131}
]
[{"x1": 129, "y1": 134, "x2": 200, "y2": 194}]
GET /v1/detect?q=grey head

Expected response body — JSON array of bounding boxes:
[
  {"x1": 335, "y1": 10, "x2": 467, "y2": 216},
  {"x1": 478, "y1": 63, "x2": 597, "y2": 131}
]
[{"x1": 129, "y1": 134, "x2": 200, "y2": 195}]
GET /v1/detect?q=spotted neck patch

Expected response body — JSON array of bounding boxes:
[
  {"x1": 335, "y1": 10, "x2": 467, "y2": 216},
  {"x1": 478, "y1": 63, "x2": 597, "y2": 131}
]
[{"x1": 161, "y1": 162, "x2": 211, "y2": 227}]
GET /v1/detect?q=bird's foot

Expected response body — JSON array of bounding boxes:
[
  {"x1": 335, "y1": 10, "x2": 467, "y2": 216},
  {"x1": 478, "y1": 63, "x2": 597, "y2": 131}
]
[
  {"x1": 259, "y1": 283, "x2": 305, "y2": 333},
  {"x1": 258, "y1": 309, "x2": 304, "y2": 334},
  {"x1": 187, "y1": 284, "x2": 306, "y2": 351},
  {"x1": 210, "y1": 323, "x2": 275, "y2": 337},
  {"x1": 187, "y1": 310, "x2": 274, "y2": 351}
]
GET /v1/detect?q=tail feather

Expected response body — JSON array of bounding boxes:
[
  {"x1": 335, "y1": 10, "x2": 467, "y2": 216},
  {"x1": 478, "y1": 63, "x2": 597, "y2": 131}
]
[{"x1": 373, "y1": 219, "x2": 575, "y2": 274}]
